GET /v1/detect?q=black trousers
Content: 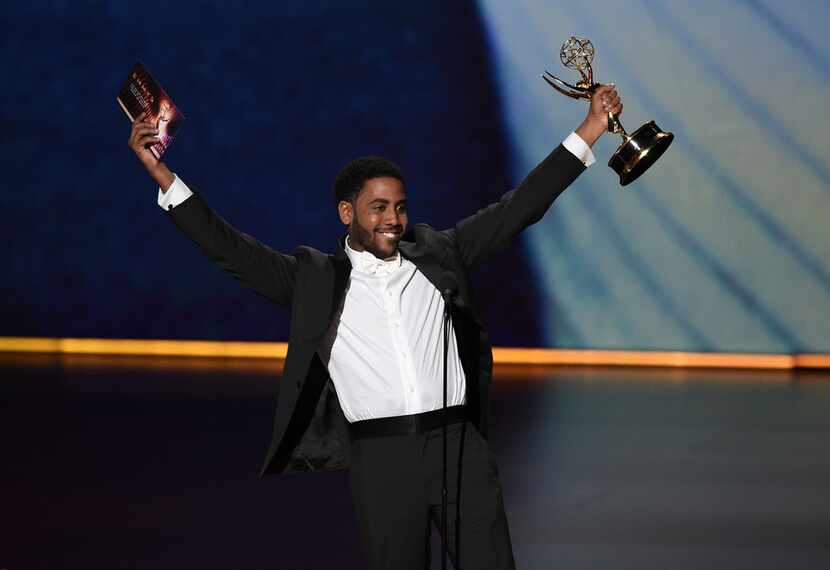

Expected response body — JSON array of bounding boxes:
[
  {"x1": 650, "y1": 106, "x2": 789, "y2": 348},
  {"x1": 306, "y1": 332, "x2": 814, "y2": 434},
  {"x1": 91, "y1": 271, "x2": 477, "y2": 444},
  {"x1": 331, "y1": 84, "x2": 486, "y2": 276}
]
[{"x1": 349, "y1": 420, "x2": 516, "y2": 570}]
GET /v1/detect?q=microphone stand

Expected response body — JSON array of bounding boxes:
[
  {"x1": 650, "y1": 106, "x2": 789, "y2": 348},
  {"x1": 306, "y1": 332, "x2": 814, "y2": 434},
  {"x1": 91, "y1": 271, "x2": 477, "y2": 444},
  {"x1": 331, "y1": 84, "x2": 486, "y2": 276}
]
[{"x1": 440, "y1": 286, "x2": 453, "y2": 570}]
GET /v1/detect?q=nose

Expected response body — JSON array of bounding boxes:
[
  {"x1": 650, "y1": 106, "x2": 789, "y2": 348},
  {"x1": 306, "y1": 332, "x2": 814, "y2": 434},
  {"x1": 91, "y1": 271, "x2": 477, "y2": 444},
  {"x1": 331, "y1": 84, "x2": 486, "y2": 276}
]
[{"x1": 384, "y1": 208, "x2": 401, "y2": 226}]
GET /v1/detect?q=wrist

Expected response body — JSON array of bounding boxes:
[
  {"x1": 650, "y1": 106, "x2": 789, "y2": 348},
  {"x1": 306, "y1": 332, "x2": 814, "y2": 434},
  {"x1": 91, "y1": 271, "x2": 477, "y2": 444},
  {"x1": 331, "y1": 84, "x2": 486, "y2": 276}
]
[
  {"x1": 149, "y1": 162, "x2": 175, "y2": 192},
  {"x1": 575, "y1": 116, "x2": 607, "y2": 148}
]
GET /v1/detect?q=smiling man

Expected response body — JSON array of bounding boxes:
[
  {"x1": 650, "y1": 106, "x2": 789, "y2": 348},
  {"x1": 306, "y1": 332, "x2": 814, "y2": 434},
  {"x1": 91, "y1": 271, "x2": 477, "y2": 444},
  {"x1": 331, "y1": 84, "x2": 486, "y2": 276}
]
[
  {"x1": 128, "y1": 84, "x2": 622, "y2": 569},
  {"x1": 334, "y1": 157, "x2": 408, "y2": 260}
]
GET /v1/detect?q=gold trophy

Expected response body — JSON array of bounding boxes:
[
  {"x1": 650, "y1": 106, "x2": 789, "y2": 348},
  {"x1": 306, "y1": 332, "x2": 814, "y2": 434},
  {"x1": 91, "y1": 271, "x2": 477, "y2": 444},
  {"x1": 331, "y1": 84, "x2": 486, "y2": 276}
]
[{"x1": 543, "y1": 36, "x2": 674, "y2": 186}]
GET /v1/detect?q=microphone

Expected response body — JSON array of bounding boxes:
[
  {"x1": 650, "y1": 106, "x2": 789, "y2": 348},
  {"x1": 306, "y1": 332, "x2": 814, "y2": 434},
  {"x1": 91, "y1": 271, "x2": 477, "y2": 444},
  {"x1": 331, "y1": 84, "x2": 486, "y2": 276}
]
[{"x1": 438, "y1": 273, "x2": 458, "y2": 304}]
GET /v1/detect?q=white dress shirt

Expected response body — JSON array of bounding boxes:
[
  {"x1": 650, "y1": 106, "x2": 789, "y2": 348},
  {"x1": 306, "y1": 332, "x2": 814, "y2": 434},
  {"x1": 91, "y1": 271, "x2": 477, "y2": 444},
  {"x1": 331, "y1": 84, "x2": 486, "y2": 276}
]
[
  {"x1": 157, "y1": 133, "x2": 594, "y2": 421},
  {"x1": 315, "y1": 238, "x2": 468, "y2": 421}
]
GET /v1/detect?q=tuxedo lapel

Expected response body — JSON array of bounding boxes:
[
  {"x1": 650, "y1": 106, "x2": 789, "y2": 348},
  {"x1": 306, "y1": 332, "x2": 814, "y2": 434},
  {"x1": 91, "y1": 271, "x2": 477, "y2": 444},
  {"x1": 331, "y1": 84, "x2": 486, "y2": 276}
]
[
  {"x1": 331, "y1": 241, "x2": 351, "y2": 320},
  {"x1": 398, "y1": 240, "x2": 444, "y2": 292},
  {"x1": 398, "y1": 238, "x2": 474, "y2": 317}
]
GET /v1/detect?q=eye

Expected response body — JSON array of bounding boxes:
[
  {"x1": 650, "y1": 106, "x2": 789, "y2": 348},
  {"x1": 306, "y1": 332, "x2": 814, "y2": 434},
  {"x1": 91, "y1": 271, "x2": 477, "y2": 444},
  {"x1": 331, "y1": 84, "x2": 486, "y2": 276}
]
[{"x1": 396, "y1": 204, "x2": 407, "y2": 213}]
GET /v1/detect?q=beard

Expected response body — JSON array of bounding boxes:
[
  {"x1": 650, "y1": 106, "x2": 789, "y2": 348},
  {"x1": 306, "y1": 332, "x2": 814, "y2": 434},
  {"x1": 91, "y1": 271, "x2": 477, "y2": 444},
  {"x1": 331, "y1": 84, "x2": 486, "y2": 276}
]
[{"x1": 349, "y1": 219, "x2": 401, "y2": 260}]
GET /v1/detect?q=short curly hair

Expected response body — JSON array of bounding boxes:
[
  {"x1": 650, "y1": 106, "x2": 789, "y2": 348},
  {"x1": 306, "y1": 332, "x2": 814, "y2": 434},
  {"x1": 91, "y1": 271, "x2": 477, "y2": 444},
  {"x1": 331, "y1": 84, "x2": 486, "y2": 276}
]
[{"x1": 332, "y1": 156, "x2": 405, "y2": 207}]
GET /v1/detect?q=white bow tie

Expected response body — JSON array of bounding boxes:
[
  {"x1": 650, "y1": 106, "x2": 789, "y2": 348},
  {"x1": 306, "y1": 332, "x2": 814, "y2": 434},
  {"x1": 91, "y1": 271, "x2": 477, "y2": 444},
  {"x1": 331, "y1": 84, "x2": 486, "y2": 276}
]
[
  {"x1": 345, "y1": 236, "x2": 402, "y2": 276},
  {"x1": 357, "y1": 253, "x2": 400, "y2": 276}
]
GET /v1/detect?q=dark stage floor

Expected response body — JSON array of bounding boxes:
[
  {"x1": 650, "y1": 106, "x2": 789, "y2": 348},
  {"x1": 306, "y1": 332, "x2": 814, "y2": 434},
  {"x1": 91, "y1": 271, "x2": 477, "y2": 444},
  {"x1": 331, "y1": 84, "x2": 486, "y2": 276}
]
[{"x1": 2, "y1": 354, "x2": 829, "y2": 569}]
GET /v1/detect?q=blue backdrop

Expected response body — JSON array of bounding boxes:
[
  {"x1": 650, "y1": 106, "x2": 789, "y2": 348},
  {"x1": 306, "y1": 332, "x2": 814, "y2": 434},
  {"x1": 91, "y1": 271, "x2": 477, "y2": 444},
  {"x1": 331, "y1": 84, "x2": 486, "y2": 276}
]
[
  {"x1": 4, "y1": 1, "x2": 829, "y2": 353},
  {"x1": 2, "y1": 1, "x2": 542, "y2": 346}
]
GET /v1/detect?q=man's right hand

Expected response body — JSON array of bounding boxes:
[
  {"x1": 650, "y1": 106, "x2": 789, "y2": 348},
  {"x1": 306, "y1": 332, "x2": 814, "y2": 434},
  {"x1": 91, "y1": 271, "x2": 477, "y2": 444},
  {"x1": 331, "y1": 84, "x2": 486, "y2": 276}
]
[{"x1": 128, "y1": 111, "x2": 175, "y2": 191}]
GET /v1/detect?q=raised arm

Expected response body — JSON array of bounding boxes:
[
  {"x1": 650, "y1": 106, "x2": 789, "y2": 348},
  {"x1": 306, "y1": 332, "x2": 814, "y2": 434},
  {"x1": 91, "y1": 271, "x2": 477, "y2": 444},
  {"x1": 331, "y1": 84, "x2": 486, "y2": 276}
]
[
  {"x1": 128, "y1": 112, "x2": 297, "y2": 305},
  {"x1": 450, "y1": 84, "x2": 621, "y2": 269},
  {"x1": 450, "y1": 142, "x2": 584, "y2": 270}
]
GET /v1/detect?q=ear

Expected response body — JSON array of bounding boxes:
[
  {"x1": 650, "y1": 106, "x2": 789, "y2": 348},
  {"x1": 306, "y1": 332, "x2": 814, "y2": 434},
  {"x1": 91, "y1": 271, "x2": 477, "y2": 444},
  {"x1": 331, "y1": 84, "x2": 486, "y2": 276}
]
[{"x1": 337, "y1": 200, "x2": 353, "y2": 226}]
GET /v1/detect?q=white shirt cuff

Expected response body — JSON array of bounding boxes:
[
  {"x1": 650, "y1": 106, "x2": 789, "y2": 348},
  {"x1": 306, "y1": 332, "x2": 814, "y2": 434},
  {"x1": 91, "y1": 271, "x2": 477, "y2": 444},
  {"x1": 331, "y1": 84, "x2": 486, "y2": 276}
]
[
  {"x1": 157, "y1": 174, "x2": 194, "y2": 211},
  {"x1": 562, "y1": 131, "x2": 596, "y2": 167}
]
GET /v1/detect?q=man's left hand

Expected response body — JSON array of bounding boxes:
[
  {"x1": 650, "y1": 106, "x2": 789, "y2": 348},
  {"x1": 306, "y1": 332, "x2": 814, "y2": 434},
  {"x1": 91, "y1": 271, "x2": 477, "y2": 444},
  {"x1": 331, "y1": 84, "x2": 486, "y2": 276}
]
[{"x1": 575, "y1": 84, "x2": 623, "y2": 147}]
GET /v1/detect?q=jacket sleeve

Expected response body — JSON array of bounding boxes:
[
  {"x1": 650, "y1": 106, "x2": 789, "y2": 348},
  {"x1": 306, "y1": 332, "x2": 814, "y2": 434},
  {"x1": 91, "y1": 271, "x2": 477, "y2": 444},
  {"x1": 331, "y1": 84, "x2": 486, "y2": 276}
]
[
  {"x1": 166, "y1": 191, "x2": 297, "y2": 306},
  {"x1": 448, "y1": 144, "x2": 585, "y2": 269}
]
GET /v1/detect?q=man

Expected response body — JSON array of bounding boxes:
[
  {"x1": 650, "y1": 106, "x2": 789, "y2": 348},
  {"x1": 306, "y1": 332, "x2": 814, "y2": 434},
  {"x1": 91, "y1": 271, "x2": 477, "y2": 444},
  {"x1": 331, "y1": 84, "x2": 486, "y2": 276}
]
[{"x1": 128, "y1": 84, "x2": 622, "y2": 569}]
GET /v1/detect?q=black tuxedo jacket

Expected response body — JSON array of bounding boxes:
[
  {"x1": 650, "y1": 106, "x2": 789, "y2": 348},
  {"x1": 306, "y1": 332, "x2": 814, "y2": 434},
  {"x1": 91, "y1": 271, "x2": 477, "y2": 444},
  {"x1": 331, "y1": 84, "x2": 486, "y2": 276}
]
[{"x1": 166, "y1": 144, "x2": 585, "y2": 476}]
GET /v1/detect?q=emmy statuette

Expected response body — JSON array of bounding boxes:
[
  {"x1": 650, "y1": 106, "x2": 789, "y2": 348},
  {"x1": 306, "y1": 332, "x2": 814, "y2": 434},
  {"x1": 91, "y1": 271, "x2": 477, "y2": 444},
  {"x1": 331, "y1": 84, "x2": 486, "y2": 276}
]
[{"x1": 543, "y1": 36, "x2": 674, "y2": 186}]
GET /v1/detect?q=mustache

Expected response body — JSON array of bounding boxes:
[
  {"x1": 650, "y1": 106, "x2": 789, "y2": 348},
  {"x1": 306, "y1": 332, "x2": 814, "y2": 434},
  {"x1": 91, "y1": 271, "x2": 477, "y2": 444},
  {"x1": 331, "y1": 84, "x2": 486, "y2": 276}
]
[{"x1": 375, "y1": 226, "x2": 403, "y2": 233}]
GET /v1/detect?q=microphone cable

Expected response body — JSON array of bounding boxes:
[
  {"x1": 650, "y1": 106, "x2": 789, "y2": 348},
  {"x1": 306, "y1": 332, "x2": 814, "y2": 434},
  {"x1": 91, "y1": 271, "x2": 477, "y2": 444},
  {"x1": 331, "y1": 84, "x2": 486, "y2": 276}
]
[{"x1": 438, "y1": 272, "x2": 458, "y2": 570}]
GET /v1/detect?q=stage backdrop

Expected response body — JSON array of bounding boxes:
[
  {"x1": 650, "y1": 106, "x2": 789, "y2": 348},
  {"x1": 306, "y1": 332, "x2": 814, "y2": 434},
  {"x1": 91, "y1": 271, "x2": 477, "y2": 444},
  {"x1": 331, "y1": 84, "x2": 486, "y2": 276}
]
[
  {"x1": 478, "y1": 0, "x2": 830, "y2": 352},
  {"x1": 3, "y1": 1, "x2": 829, "y2": 353}
]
